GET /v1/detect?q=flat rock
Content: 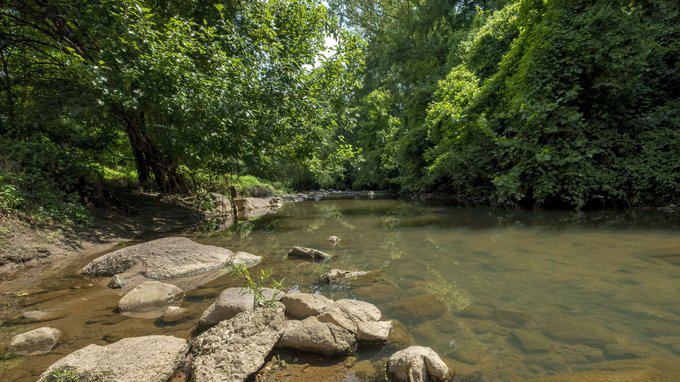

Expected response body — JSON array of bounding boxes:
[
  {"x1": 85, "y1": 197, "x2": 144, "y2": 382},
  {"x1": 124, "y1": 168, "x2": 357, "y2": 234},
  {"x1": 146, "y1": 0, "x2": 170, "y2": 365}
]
[
  {"x1": 277, "y1": 316, "x2": 356, "y2": 355},
  {"x1": 317, "y1": 299, "x2": 382, "y2": 333},
  {"x1": 281, "y1": 292, "x2": 333, "y2": 319},
  {"x1": 81, "y1": 237, "x2": 260, "y2": 281},
  {"x1": 543, "y1": 319, "x2": 617, "y2": 348},
  {"x1": 10, "y1": 327, "x2": 61, "y2": 355},
  {"x1": 118, "y1": 281, "x2": 183, "y2": 313},
  {"x1": 320, "y1": 269, "x2": 369, "y2": 283},
  {"x1": 198, "y1": 287, "x2": 254, "y2": 328},
  {"x1": 357, "y1": 321, "x2": 392, "y2": 342},
  {"x1": 511, "y1": 329, "x2": 552, "y2": 353},
  {"x1": 387, "y1": 346, "x2": 449, "y2": 382},
  {"x1": 191, "y1": 307, "x2": 286, "y2": 382},
  {"x1": 287, "y1": 246, "x2": 332, "y2": 261},
  {"x1": 38, "y1": 335, "x2": 188, "y2": 382}
]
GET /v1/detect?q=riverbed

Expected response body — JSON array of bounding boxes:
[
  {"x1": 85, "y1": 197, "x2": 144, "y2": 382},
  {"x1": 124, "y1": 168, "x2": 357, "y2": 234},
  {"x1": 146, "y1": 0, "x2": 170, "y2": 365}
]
[{"x1": 2, "y1": 198, "x2": 680, "y2": 381}]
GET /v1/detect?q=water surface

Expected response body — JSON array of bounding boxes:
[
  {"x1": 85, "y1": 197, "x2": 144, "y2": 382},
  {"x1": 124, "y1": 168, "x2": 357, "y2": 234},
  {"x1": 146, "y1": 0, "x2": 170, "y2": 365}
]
[{"x1": 2, "y1": 199, "x2": 679, "y2": 381}]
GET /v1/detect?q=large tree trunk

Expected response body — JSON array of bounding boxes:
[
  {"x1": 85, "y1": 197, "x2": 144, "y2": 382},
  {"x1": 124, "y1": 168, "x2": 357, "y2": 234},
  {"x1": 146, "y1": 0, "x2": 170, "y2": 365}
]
[{"x1": 124, "y1": 111, "x2": 186, "y2": 193}]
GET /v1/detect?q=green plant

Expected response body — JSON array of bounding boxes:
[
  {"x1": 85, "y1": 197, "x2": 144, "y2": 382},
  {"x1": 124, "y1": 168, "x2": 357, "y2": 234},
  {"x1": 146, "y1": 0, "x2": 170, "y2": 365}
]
[
  {"x1": 45, "y1": 367, "x2": 81, "y2": 382},
  {"x1": 233, "y1": 265, "x2": 285, "y2": 308}
]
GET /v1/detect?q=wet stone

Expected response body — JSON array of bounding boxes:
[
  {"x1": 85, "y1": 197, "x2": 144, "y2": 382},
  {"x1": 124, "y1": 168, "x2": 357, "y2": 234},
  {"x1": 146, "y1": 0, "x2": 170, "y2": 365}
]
[{"x1": 603, "y1": 343, "x2": 649, "y2": 360}]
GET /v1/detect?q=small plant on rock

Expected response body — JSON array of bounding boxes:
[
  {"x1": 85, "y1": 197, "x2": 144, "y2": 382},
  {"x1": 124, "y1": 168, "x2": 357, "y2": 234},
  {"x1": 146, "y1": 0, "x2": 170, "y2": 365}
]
[
  {"x1": 234, "y1": 265, "x2": 285, "y2": 308},
  {"x1": 45, "y1": 367, "x2": 81, "y2": 382}
]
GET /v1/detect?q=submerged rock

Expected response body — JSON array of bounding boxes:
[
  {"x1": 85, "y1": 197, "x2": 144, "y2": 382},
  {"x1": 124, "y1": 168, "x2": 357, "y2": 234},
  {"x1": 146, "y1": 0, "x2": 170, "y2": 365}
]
[
  {"x1": 81, "y1": 237, "x2": 260, "y2": 282},
  {"x1": 108, "y1": 274, "x2": 126, "y2": 289},
  {"x1": 161, "y1": 306, "x2": 190, "y2": 323},
  {"x1": 386, "y1": 294, "x2": 446, "y2": 324},
  {"x1": 191, "y1": 307, "x2": 286, "y2": 382},
  {"x1": 281, "y1": 292, "x2": 333, "y2": 319},
  {"x1": 38, "y1": 335, "x2": 188, "y2": 382},
  {"x1": 511, "y1": 329, "x2": 552, "y2": 353},
  {"x1": 543, "y1": 319, "x2": 617, "y2": 348},
  {"x1": 387, "y1": 346, "x2": 449, "y2": 382},
  {"x1": 20, "y1": 310, "x2": 68, "y2": 323},
  {"x1": 277, "y1": 316, "x2": 356, "y2": 355},
  {"x1": 287, "y1": 246, "x2": 332, "y2": 261},
  {"x1": 118, "y1": 281, "x2": 183, "y2": 313},
  {"x1": 10, "y1": 327, "x2": 61, "y2": 355}
]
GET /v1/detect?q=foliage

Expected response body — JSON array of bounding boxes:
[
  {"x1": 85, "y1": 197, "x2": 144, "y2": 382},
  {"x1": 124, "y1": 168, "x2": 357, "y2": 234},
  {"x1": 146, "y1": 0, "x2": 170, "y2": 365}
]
[
  {"x1": 45, "y1": 368, "x2": 81, "y2": 382},
  {"x1": 0, "y1": 139, "x2": 92, "y2": 225},
  {"x1": 234, "y1": 265, "x2": 285, "y2": 308},
  {"x1": 341, "y1": 0, "x2": 680, "y2": 208}
]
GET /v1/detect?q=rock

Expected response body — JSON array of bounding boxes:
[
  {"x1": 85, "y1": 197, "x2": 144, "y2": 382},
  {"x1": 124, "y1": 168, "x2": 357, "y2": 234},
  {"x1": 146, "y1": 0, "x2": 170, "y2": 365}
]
[
  {"x1": 277, "y1": 316, "x2": 356, "y2": 355},
  {"x1": 38, "y1": 335, "x2": 188, "y2": 382},
  {"x1": 448, "y1": 340, "x2": 486, "y2": 365},
  {"x1": 287, "y1": 246, "x2": 332, "y2": 261},
  {"x1": 81, "y1": 237, "x2": 260, "y2": 281},
  {"x1": 543, "y1": 319, "x2": 617, "y2": 348},
  {"x1": 281, "y1": 292, "x2": 333, "y2": 319},
  {"x1": 327, "y1": 236, "x2": 341, "y2": 245},
  {"x1": 386, "y1": 294, "x2": 446, "y2": 324},
  {"x1": 118, "y1": 281, "x2": 183, "y2": 313},
  {"x1": 320, "y1": 269, "x2": 370, "y2": 284},
  {"x1": 198, "y1": 287, "x2": 254, "y2": 328},
  {"x1": 357, "y1": 321, "x2": 392, "y2": 342},
  {"x1": 317, "y1": 299, "x2": 382, "y2": 333},
  {"x1": 20, "y1": 310, "x2": 68, "y2": 323},
  {"x1": 161, "y1": 306, "x2": 189, "y2": 323},
  {"x1": 603, "y1": 343, "x2": 649, "y2": 360},
  {"x1": 457, "y1": 305, "x2": 493, "y2": 320},
  {"x1": 10, "y1": 327, "x2": 61, "y2": 355},
  {"x1": 491, "y1": 309, "x2": 531, "y2": 328},
  {"x1": 388, "y1": 320, "x2": 417, "y2": 348},
  {"x1": 261, "y1": 287, "x2": 285, "y2": 302},
  {"x1": 511, "y1": 329, "x2": 552, "y2": 353},
  {"x1": 191, "y1": 307, "x2": 286, "y2": 382},
  {"x1": 387, "y1": 346, "x2": 449, "y2": 382},
  {"x1": 108, "y1": 274, "x2": 125, "y2": 288}
]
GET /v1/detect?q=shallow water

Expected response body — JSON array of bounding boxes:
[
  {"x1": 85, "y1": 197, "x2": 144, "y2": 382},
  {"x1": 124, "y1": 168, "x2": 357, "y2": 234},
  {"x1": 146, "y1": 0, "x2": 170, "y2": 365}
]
[{"x1": 2, "y1": 199, "x2": 680, "y2": 381}]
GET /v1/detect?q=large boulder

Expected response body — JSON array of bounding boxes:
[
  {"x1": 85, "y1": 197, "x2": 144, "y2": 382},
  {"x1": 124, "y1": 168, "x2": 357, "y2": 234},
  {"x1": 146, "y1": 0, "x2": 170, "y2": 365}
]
[
  {"x1": 276, "y1": 316, "x2": 356, "y2": 355},
  {"x1": 287, "y1": 246, "x2": 332, "y2": 261},
  {"x1": 190, "y1": 307, "x2": 287, "y2": 382},
  {"x1": 10, "y1": 327, "x2": 61, "y2": 355},
  {"x1": 118, "y1": 281, "x2": 183, "y2": 313},
  {"x1": 387, "y1": 346, "x2": 449, "y2": 382},
  {"x1": 38, "y1": 335, "x2": 188, "y2": 382},
  {"x1": 198, "y1": 287, "x2": 255, "y2": 328},
  {"x1": 81, "y1": 237, "x2": 260, "y2": 282},
  {"x1": 281, "y1": 292, "x2": 333, "y2": 319}
]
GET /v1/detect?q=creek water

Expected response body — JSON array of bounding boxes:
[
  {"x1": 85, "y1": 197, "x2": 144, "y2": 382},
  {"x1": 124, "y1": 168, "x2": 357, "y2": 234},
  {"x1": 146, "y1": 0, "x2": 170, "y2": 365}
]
[{"x1": 2, "y1": 198, "x2": 680, "y2": 381}]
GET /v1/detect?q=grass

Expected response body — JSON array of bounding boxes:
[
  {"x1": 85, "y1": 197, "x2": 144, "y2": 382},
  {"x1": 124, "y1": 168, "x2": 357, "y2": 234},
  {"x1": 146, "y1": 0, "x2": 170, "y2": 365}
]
[{"x1": 45, "y1": 367, "x2": 81, "y2": 382}]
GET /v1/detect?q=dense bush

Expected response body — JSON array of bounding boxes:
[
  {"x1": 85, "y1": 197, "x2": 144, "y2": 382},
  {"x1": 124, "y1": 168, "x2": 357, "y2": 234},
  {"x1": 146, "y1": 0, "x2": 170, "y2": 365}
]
[{"x1": 347, "y1": 0, "x2": 680, "y2": 208}]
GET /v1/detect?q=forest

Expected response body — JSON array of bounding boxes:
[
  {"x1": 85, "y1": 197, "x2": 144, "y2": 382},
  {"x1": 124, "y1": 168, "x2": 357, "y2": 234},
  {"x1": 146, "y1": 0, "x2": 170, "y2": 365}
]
[{"x1": 1, "y1": 0, "x2": 679, "y2": 224}]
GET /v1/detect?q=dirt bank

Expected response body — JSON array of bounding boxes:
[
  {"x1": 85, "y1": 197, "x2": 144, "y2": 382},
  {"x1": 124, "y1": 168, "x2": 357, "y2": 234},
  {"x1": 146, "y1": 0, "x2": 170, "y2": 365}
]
[{"x1": 0, "y1": 191, "x2": 204, "y2": 319}]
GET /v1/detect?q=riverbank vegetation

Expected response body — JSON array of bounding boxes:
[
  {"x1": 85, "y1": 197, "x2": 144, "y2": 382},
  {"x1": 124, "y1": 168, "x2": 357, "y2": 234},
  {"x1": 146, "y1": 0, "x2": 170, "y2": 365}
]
[{"x1": 1, "y1": 0, "x2": 678, "y2": 224}]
